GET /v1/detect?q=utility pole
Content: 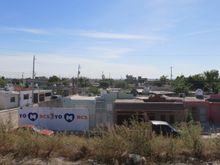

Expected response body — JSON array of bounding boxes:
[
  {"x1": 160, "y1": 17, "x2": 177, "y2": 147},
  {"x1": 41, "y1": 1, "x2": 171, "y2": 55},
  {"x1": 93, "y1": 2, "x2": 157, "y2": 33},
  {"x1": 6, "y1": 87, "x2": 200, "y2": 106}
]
[
  {"x1": 170, "y1": 66, "x2": 173, "y2": 81},
  {"x1": 22, "y1": 72, "x2": 24, "y2": 86},
  {"x1": 76, "y1": 64, "x2": 80, "y2": 94},
  {"x1": 32, "y1": 56, "x2": 35, "y2": 105}
]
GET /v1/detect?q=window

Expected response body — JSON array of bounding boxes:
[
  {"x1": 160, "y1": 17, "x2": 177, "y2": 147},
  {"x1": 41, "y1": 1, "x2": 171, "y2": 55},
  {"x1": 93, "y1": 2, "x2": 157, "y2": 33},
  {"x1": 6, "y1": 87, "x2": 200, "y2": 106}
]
[
  {"x1": 23, "y1": 94, "x2": 29, "y2": 100},
  {"x1": 39, "y1": 94, "x2": 45, "y2": 102},
  {"x1": 10, "y1": 97, "x2": 15, "y2": 102},
  {"x1": 161, "y1": 125, "x2": 172, "y2": 133},
  {"x1": 45, "y1": 92, "x2": 51, "y2": 97},
  {"x1": 152, "y1": 125, "x2": 161, "y2": 134}
]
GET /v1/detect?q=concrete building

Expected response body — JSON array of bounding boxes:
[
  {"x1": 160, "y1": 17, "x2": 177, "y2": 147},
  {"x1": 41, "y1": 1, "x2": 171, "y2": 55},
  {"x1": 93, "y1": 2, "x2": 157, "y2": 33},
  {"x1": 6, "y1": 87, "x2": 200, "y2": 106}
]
[
  {"x1": 184, "y1": 97, "x2": 209, "y2": 131},
  {"x1": 114, "y1": 95, "x2": 185, "y2": 125},
  {"x1": 18, "y1": 89, "x2": 52, "y2": 108},
  {"x1": 45, "y1": 90, "x2": 134, "y2": 129},
  {"x1": 206, "y1": 94, "x2": 220, "y2": 127},
  {"x1": 33, "y1": 89, "x2": 52, "y2": 103},
  {"x1": 0, "y1": 91, "x2": 19, "y2": 110},
  {"x1": 62, "y1": 95, "x2": 97, "y2": 129},
  {"x1": 19, "y1": 90, "x2": 32, "y2": 108}
]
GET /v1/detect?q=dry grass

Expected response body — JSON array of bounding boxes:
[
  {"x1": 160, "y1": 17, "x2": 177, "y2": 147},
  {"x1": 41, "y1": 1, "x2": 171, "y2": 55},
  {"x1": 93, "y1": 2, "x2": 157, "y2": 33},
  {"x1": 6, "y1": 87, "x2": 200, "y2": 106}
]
[{"x1": 1, "y1": 119, "x2": 220, "y2": 164}]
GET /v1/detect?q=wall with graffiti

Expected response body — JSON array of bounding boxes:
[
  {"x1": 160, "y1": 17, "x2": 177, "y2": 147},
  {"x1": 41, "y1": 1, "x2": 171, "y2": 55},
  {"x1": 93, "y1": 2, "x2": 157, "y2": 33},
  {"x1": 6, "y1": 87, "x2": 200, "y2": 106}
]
[{"x1": 18, "y1": 107, "x2": 89, "y2": 131}]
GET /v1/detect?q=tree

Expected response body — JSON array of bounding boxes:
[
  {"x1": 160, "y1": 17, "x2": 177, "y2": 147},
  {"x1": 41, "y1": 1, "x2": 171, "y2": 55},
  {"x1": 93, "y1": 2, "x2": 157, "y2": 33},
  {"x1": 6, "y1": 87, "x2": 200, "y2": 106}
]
[
  {"x1": 172, "y1": 75, "x2": 189, "y2": 95},
  {"x1": 153, "y1": 79, "x2": 162, "y2": 87},
  {"x1": 159, "y1": 75, "x2": 168, "y2": 86},
  {"x1": 0, "y1": 76, "x2": 6, "y2": 87},
  {"x1": 88, "y1": 86, "x2": 100, "y2": 95},
  {"x1": 125, "y1": 74, "x2": 137, "y2": 84},
  {"x1": 114, "y1": 80, "x2": 128, "y2": 89},
  {"x1": 61, "y1": 78, "x2": 68, "y2": 86},
  {"x1": 78, "y1": 77, "x2": 90, "y2": 88},
  {"x1": 48, "y1": 75, "x2": 61, "y2": 83},
  {"x1": 187, "y1": 74, "x2": 205, "y2": 90},
  {"x1": 99, "y1": 80, "x2": 110, "y2": 89},
  {"x1": 203, "y1": 70, "x2": 220, "y2": 93}
]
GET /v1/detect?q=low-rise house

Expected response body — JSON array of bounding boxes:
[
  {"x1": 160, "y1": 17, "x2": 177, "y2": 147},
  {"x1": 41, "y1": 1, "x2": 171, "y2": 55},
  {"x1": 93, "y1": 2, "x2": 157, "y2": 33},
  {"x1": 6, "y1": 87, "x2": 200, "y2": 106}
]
[
  {"x1": 114, "y1": 94, "x2": 186, "y2": 125},
  {"x1": 15, "y1": 88, "x2": 52, "y2": 107},
  {"x1": 19, "y1": 90, "x2": 33, "y2": 107},
  {"x1": 0, "y1": 91, "x2": 19, "y2": 110},
  {"x1": 33, "y1": 89, "x2": 52, "y2": 103}
]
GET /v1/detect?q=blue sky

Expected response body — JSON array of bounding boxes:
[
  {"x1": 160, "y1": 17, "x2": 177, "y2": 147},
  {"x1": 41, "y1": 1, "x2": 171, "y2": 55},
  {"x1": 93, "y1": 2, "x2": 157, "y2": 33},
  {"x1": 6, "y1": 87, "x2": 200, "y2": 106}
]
[{"x1": 0, "y1": 0, "x2": 220, "y2": 78}]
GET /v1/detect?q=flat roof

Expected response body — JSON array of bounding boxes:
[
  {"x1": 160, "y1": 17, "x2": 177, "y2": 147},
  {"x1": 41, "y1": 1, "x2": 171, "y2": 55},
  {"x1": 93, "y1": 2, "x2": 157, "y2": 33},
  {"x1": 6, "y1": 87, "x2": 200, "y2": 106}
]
[
  {"x1": 115, "y1": 99, "x2": 143, "y2": 103},
  {"x1": 0, "y1": 90, "x2": 19, "y2": 95},
  {"x1": 184, "y1": 97, "x2": 206, "y2": 102},
  {"x1": 150, "y1": 91, "x2": 174, "y2": 95},
  {"x1": 34, "y1": 89, "x2": 52, "y2": 94},
  {"x1": 137, "y1": 95, "x2": 206, "y2": 102},
  {"x1": 68, "y1": 95, "x2": 97, "y2": 101}
]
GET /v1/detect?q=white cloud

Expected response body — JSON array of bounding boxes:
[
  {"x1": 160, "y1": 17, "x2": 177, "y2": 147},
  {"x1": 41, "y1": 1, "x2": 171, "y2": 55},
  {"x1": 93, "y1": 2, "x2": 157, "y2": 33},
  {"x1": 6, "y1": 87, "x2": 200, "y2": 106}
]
[
  {"x1": 0, "y1": 26, "x2": 48, "y2": 35},
  {"x1": 80, "y1": 31, "x2": 145, "y2": 40},
  {"x1": 79, "y1": 31, "x2": 164, "y2": 41},
  {"x1": 0, "y1": 26, "x2": 165, "y2": 44},
  {"x1": 184, "y1": 30, "x2": 214, "y2": 37}
]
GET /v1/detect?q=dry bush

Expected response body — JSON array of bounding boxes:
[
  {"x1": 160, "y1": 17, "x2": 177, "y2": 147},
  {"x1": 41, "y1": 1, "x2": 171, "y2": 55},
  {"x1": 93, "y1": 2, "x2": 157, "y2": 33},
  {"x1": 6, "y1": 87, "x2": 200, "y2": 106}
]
[
  {"x1": 151, "y1": 135, "x2": 184, "y2": 162},
  {"x1": 179, "y1": 122, "x2": 204, "y2": 158},
  {"x1": 90, "y1": 121, "x2": 152, "y2": 163},
  {"x1": 56, "y1": 134, "x2": 89, "y2": 161},
  {"x1": 91, "y1": 130, "x2": 128, "y2": 163},
  {"x1": 210, "y1": 136, "x2": 220, "y2": 159},
  {"x1": 202, "y1": 138, "x2": 216, "y2": 160},
  {"x1": 0, "y1": 118, "x2": 220, "y2": 164}
]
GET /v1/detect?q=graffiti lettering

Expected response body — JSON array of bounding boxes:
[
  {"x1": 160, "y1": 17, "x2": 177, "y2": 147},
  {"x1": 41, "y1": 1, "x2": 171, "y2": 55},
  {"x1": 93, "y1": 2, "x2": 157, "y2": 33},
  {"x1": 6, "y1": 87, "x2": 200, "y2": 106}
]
[
  {"x1": 77, "y1": 115, "x2": 88, "y2": 120},
  {"x1": 54, "y1": 114, "x2": 62, "y2": 119},
  {"x1": 19, "y1": 114, "x2": 26, "y2": 118}
]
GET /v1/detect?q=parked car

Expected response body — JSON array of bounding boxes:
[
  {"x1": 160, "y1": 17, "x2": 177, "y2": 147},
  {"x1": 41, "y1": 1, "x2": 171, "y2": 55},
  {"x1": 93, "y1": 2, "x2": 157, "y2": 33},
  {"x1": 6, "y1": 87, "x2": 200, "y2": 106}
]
[
  {"x1": 150, "y1": 120, "x2": 180, "y2": 136},
  {"x1": 17, "y1": 124, "x2": 54, "y2": 136}
]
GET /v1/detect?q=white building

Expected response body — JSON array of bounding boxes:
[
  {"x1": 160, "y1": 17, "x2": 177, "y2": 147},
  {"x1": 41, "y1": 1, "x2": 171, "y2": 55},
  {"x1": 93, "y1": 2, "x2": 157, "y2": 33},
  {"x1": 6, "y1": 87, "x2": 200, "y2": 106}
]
[
  {"x1": 33, "y1": 89, "x2": 52, "y2": 103},
  {"x1": 0, "y1": 91, "x2": 19, "y2": 110},
  {"x1": 62, "y1": 95, "x2": 97, "y2": 129},
  {"x1": 19, "y1": 89, "x2": 52, "y2": 108},
  {"x1": 19, "y1": 90, "x2": 33, "y2": 108}
]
